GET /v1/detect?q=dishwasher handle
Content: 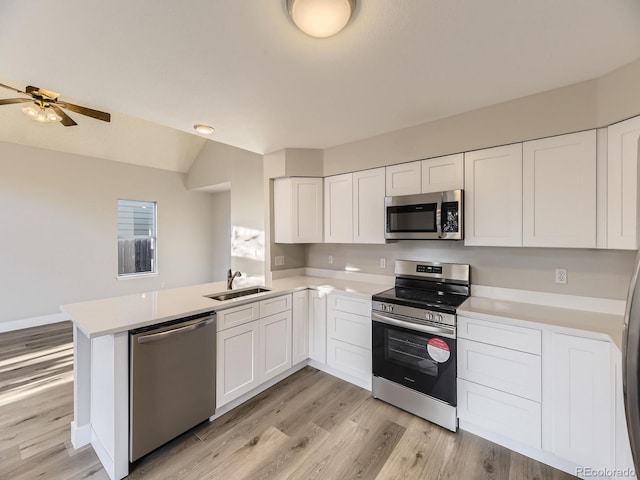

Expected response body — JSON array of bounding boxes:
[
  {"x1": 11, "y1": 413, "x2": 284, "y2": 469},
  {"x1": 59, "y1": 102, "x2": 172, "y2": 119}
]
[{"x1": 137, "y1": 317, "x2": 215, "y2": 344}]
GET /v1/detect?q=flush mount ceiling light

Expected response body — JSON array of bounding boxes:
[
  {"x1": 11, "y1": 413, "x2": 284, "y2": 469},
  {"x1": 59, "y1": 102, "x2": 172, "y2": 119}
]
[
  {"x1": 194, "y1": 124, "x2": 215, "y2": 135},
  {"x1": 287, "y1": 0, "x2": 356, "y2": 38}
]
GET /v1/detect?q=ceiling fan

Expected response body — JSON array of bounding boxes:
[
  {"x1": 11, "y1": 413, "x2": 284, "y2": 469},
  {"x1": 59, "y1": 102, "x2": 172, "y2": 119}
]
[{"x1": 0, "y1": 82, "x2": 111, "y2": 126}]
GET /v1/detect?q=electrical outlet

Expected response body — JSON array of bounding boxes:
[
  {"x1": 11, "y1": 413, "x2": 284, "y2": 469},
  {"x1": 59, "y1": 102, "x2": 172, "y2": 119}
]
[
  {"x1": 380, "y1": 257, "x2": 386, "y2": 269},
  {"x1": 328, "y1": 255, "x2": 333, "y2": 265},
  {"x1": 274, "y1": 256, "x2": 285, "y2": 266},
  {"x1": 555, "y1": 268, "x2": 567, "y2": 284}
]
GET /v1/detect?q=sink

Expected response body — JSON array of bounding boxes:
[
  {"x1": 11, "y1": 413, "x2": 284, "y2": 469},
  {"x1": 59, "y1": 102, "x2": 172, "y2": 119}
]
[{"x1": 205, "y1": 287, "x2": 271, "y2": 301}]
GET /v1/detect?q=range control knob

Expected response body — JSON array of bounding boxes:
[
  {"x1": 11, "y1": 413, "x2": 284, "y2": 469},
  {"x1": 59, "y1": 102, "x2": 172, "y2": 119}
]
[
  {"x1": 388, "y1": 305, "x2": 394, "y2": 312},
  {"x1": 381, "y1": 304, "x2": 387, "y2": 312},
  {"x1": 426, "y1": 312, "x2": 434, "y2": 321},
  {"x1": 436, "y1": 313, "x2": 443, "y2": 322}
]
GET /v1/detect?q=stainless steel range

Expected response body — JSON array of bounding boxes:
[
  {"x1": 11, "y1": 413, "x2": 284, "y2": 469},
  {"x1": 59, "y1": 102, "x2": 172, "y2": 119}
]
[{"x1": 372, "y1": 260, "x2": 470, "y2": 432}]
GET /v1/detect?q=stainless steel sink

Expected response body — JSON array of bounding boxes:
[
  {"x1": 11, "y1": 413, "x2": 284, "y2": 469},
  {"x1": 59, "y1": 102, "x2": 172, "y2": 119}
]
[{"x1": 205, "y1": 287, "x2": 271, "y2": 301}]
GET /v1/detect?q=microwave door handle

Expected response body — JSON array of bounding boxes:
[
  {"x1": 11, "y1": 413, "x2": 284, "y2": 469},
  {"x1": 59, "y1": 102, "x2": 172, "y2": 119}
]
[{"x1": 436, "y1": 193, "x2": 443, "y2": 238}]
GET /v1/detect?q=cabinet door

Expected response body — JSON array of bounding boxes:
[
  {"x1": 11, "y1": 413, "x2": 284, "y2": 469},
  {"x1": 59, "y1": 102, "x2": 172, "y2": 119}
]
[
  {"x1": 421, "y1": 153, "x2": 464, "y2": 193},
  {"x1": 308, "y1": 290, "x2": 327, "y2": 364},
  {"x1": 326, "y1": 309, "x2": 371, "y2": 350},
  {"x1": 608, "y1": 116, "x2": 640, "y2": 250},
  {"x1": 216, "y1": 321, "x2": 261, "y2": 408},
  {"x1": 353, "y1": 168, "x2": 386, "y2": 244},
  {"x1": 260, "y1": 311, "x2": 292, "y2": 382},
  {"x1": 464, "y1": 144, "x2": 523, "y2": 246},
  {"x1": 273, "y1": 177, "x2": 323, "y2": 243},
  {"x1": 292, "y1": 290, "x2": 309, "y2": 365},
  {"x1": 324, "y1": 173, "x2": 353, "y2": 243},
  {"x1": 547, "y1": 332, "x2": 613, "y2": 467},
  {"x1": 385, "y1": 161, "x2": 421, "y2": 196},
  {"x1": 523, "y1": 131, "x2": 597, "y2": 248}
]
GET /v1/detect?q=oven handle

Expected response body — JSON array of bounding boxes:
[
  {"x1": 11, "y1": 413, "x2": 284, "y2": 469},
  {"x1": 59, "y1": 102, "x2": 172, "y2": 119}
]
[{"x1": 372, "y1": 312, "x2": 456, "y2": 339}]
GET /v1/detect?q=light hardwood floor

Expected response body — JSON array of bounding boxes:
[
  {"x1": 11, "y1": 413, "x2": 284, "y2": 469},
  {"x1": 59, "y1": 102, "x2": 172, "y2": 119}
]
[{"x1": 0, "y1": 322, "x2": 576, "y2": 479}]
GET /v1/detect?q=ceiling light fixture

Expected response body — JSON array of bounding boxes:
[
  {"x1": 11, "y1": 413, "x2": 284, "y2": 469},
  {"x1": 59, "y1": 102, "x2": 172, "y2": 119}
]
[
  {"x1": 194, "y1": 124, "x2": 215, "y2": 135},
  {"x1": 21, "y1": 102, "x2": 62, "y2": 123},
  {"x1": 287, "y1": 0, "x2": 356, "y2": 38}
]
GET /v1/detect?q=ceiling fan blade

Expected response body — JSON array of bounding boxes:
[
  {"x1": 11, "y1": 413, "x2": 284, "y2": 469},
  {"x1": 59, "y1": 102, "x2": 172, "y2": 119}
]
[
  {"x1": 0, "y1": 83, "x2": 27, "y2": 95},
  {"x1": 0, "y1": 98, "x2": 32, "y2": 105},
  {"x1": 58, "y1": 102, "x2": 110, "y2": 122},
  {"x1": 50, "y1": 104, "x2": 77, "y2": 127}
]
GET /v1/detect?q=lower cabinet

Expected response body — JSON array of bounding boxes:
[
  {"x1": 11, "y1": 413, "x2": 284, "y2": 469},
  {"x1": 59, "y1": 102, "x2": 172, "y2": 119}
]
[
  {"x1": 260, "y1": 311, "x2": 292, "y2": 382},
  {"x1": 546, "y1": 332, "x2": 613, "y2": 468},
  {"x1": 292, "y1": 290, "x2": 309, "y2": 365},
  {"x1": 308, "y1": 290, "x2": 327, "y2": 363},
  {"x1": 216, "y1": 320, "x2": 261, "y2": 408}
]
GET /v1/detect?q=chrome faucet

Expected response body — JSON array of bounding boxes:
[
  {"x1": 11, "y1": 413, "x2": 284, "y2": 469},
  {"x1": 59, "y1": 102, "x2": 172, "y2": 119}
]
[{"x1": 227, "y1": 269, "x2": 242, "y2": 289}]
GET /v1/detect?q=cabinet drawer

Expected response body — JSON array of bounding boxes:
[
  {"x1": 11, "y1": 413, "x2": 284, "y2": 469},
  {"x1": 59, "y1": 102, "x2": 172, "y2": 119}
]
[
  {"x1": 259, "y1": 294, "x2": 292, "y2": 317},
  {"x1": 327, "y1": 338, "x2": 371, "y2": 381},
  {"x1": 457, "y1": 379, "x2": 541, "y2": 449},
  {"x1": 458, "y1": 316, "x2": 541, "y2": 354},
  {"x1": 327, "y1": 292, "x2": 372, "y2": 317},
  {"x1": 327, "y1": 310, "x2": 371, "y2": 349},
  {"x1": 217, "y1": 302, "x2": 260, "y2": 331},
  {"x1": 458, "y1": 339, "x2": 541, "y2": 401}
]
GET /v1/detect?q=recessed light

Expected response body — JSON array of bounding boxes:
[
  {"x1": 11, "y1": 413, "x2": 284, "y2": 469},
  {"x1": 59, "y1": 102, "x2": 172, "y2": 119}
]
[{"x1": 194, "y1": 124, "x2": 215, "y2": 135}]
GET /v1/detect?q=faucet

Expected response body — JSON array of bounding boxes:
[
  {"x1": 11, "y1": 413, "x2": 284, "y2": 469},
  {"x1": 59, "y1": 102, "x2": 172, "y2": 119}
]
[{"x1": 227, "y1": 269, "x2": 242, "y2": 289}]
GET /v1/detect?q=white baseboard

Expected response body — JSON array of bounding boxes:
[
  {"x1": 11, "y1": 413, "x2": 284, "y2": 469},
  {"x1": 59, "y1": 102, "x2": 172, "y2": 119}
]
[
  {"x1": 471, "y1": 285, "x2": 626, "y2": 315},
  {"x1": 91, "y1": 428, "x2": 118, "y2": 480},
  {"x1": 0, "y1": 312, "x2": 69, "y2": 333},
  {"x1": 70, "y1": 421, "x2": 91, "y2": 449}
]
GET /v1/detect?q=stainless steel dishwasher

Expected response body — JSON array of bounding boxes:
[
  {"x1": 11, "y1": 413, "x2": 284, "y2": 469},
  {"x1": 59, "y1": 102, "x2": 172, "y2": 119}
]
[{"x1": 129, "y1": 311, "x2": 216, "y2": 462}]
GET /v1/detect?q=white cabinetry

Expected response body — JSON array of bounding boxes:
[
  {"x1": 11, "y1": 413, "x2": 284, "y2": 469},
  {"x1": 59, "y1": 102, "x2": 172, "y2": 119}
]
[
  {"x1": 308, "y1": 290, "x2": 327, "y2": 363},
  {"x1": 523, "y1": 130, "x2": 597, "y2": 248},
  {"x1": 353, "y1": 168, "x2": 386, "y2": 244},
  {"x1": 324, "y1": 173, "x2": 353, "y2": 243},
  {"x1": 273, "y1": 177, "x2": 323, "y2": 243},
  {"x1": 217, "y1": 321, "x2": 261, "y2": 408},
  {"x1": 421, "y1": 153, "x2": 464, "y2": 193},
  {"x1": 386, "y1": 161, "x2": 421, "y2": 196},
  {"x1": 292, "y1": 290, "x2": 309, "y2": 365},
  {"x1": 464, "y1": 144, "x2": 523, "y2": 246},
  {"x1": 260, "y1": 311, "x2": 292, "y2": 382},
  {"x1": 326, "y1": 293, "x2": 372, "y2": 387},
  {"x1": 216, "y1": 294, "x2": 292, "y2": 408},
  {"x1": 546, "y1": 332, "x2": 613, "y2": 468},
  {"x1": 457, "y1": 316, "x2": 542, "y2": 448},
  {"x1": 607, "y1": 115, "x2": 640, "y2": 250}
]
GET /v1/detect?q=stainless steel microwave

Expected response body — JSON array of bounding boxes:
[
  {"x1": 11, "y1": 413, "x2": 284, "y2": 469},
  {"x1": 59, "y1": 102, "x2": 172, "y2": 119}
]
[{"x1": 384, "y1": 190, "x2": 463, "y2": 240}]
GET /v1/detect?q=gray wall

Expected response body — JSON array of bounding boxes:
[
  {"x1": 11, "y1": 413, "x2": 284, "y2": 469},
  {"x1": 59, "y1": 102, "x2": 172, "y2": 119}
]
[
  {"x1": 211, "y1": 191, "x2": 231, "y2": 281},
  {"x1": 187, "y1": 140, "x2": 265, "y2": 278},
  {"x1": 306, "y1": 243, "x2": 635, "y2": 300},
  {"x1": 0, "y1": 141, "x2": 216, "y2": 323}
]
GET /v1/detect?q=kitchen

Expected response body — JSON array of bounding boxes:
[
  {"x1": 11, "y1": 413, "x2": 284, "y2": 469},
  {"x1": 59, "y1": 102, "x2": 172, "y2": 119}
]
[{"x1": 2, "y1": 1, "x2": 640, "y2": 479}]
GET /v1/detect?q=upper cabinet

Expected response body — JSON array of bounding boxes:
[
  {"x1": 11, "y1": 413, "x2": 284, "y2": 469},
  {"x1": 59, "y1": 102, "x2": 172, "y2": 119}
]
[
  {"x1": 324, "y1": 173, "x2": 354, "y2": 243},
  {"x1": 421, "y1": 153, "x2": 464, "y2": 193},
  {"x1": 607, "y1": 116, "x2": 640, "y2": 250},
  {"x1": 385, "y1": 161, "x2": 421, "y2": 196},
  {"x1": 273, "y1": 177, "x2": 323, "y2": 243},
  {"x1": 325, "y1": 168, "x2": 386, "y2": 244},
  {"x1": 523, "y1": 130, "x2": 596, "y2": 248},
  {"x1": 464, "y1": 144, "x2": 523, "y2": 247},
  {"x1": 353, "y1": 168, "x2": 386, "y2": 244}
]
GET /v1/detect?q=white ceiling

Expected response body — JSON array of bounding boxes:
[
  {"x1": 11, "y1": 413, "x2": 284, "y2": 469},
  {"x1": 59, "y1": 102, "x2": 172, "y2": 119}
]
[{"x1": 1, "y1": 0, "x2": 640, "y2": 168}]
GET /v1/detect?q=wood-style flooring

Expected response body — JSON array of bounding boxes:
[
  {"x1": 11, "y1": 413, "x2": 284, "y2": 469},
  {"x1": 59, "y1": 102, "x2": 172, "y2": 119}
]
[{"x1": 0, "y1": 322, "x2": 576, "y2": 479}]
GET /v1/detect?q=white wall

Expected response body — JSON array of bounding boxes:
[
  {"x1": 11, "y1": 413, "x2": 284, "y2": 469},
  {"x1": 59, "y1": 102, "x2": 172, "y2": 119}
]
[
  {"x1": 211, "y1": 191, "x2": 231, "y2": 281},
  {"x1": 0, "y1": 141, "x2": 216, "y2": 324}
]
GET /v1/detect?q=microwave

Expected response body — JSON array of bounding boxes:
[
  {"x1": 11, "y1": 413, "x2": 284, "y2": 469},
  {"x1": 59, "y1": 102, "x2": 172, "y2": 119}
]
[{"x1": 384, "y1": 190, "x2": 463, "y2": 241}]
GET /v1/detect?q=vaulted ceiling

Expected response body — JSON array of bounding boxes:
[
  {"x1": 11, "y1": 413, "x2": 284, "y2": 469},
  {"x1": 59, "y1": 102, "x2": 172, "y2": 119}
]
[{"x1": 1, "y1": 0, "x2": 640, "y2": 172}]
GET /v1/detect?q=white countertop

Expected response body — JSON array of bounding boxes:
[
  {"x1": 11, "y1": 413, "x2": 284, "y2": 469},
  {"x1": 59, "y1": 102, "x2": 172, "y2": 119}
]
[
  {"x1": 61, "y1": 275, "x2": 392, "y2": 338},
  {"x1": 458, "y1": 296, "x2": 625, "y2": 350}
]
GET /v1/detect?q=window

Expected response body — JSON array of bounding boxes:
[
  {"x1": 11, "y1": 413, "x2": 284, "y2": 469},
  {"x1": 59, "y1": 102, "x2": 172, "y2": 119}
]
[{"x1": 117, "y1": 199, "x2": 157, "y2": 276}]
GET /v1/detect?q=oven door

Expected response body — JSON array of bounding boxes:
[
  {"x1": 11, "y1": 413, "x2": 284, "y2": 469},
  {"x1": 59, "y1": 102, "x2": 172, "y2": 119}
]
[{"x1": 372, "y1": 311, "x2": 456, "y2": 406}]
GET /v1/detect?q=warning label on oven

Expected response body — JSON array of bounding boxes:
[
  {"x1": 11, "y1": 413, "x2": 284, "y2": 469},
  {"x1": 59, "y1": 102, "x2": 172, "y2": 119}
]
[{"x1": 427, "y1": 338, "x2": 451, "y2": 363}]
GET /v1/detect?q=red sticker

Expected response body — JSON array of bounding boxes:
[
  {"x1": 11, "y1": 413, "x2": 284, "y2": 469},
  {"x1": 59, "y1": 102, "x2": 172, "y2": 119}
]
[{"x1": 427, "y1": 338, "x2": 450, "y2": 363}]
